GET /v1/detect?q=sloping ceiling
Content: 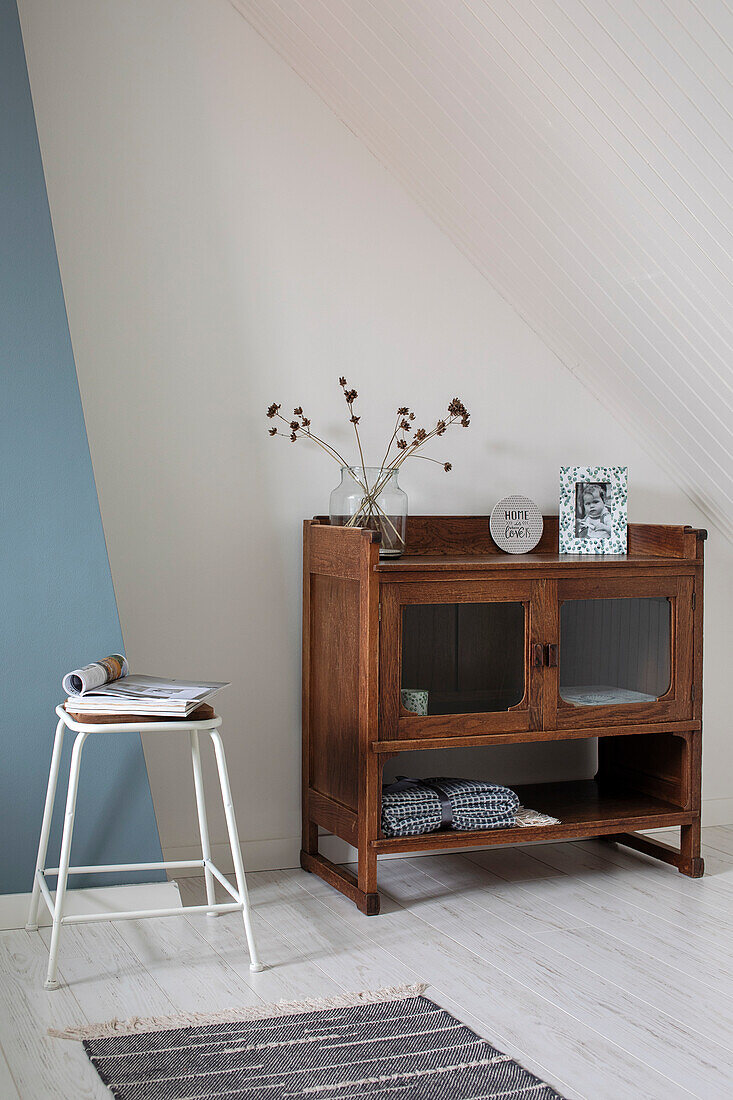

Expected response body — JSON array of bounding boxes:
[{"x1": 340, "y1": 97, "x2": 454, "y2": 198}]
[{"x1": 231, "y1": 0, "x2": 733, "y2": 540}]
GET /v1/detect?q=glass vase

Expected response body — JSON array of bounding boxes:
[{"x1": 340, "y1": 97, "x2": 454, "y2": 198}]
[{"x1": 329, "y1": 466, "x2": 407, "y2": 558}]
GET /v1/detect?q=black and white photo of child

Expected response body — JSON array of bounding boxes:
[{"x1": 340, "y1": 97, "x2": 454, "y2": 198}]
[{"x1": 575, "y1": 482, "x2": 612, "y2": 539}]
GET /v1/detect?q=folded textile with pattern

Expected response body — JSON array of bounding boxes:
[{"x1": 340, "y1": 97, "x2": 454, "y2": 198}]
[{"x1": 381, "y1": 776, "x2": 520, "y2": 838}]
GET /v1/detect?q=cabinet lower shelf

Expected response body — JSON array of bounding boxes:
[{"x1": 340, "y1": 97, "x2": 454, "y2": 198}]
[{"x1": 370, "y1": 779, "x2": 693, "y2": 853}]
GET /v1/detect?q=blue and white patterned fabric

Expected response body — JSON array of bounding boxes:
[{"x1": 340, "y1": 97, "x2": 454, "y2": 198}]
[
  {"x1": 381, "y1": 779, "x2": 443, "y2": 838},
  {"x1": 381, "y1": 777, "x2": 519, "y2": 838}
]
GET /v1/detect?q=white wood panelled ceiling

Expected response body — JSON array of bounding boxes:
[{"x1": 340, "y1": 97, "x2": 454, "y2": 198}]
[{"x1": 230, "y1": 0, "x2": 733, "y2": 539}]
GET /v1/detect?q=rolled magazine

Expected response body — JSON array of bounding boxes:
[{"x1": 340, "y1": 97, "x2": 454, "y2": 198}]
[{"x1": 63, "y1": 654, "x2": 128, "y2": 696}]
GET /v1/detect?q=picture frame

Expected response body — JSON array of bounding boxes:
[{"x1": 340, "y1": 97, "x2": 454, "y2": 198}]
[{"x1": 559, "y1": 465, "x2": 628, "y2": 554}]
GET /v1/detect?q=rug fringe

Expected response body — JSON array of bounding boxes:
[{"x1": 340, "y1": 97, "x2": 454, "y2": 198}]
[{"x1": 48, "y1": 983, "x2": 429, "y2": 1041}]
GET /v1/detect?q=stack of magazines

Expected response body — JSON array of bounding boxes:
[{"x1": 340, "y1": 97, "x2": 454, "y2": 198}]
[{"x1": 63, "y1": 654, "x2": 228, "y2": 717}]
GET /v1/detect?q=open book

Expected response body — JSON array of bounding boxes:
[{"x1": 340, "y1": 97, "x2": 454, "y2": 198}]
[{"x1": 63, "y1": 657, "x2": 228, "y2": 717}]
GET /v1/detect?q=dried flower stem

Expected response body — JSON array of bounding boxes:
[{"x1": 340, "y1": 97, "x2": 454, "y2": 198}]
[
  {"x1": 412, "y1": 454, "x2": 452, "y2": 468},
  {"x1": 343, "y1": 487, "x2": 403, "y2": 544},
  {"x1": 377, "y1": 413, "x2": 401, "y2": 474},
  {"x1": 353, "y1": 422, "x2": 368, "y2": 491}
]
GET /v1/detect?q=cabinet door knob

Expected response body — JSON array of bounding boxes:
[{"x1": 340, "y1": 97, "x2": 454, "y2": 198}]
[
  {"x1": 546, "y1": 643, "x2": 559, "y2": 668},
  {"x1": 532, "y1": 643, "x2": 546, "y2": 668}
]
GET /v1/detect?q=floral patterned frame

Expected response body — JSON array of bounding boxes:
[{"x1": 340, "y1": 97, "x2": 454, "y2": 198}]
[{"x1": 559, "y1": 465, "x2": 628, "y2": 554}]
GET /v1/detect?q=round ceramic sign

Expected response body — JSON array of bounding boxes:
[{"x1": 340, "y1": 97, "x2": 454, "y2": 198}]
[{"x1": 490, "y1": 495, "x2": 543, "y2": 554}]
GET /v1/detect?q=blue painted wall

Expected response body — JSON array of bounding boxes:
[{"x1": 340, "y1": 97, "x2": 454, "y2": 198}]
[{"x1": 0, "y1": 0, "x2": 164, "y2": 894}]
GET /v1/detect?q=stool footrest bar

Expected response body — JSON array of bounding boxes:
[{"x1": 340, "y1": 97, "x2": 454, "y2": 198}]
[
  {"x1": 61, "y1": 902, "x2": 242, "y2": 925},
  {"x1": 42, "y1": 860, "x2": 205, "y2": 876},
  {"x1": 37, "y1": 871, "x2": 56, "y2": 918},
  {"x1": 204, "y1": 860, "x2": 241, "y2": 901}
]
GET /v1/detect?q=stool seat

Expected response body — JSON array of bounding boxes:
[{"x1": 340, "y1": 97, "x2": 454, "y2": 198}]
[{"x1": 27, "y1": 705, "x2": 263, "y2": 989}]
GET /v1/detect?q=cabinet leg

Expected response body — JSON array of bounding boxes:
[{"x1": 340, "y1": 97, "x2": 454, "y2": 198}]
[
  {"x1": 680, "y1": 822, "x2": 705, "y2": 878},
  {"x1": 610, "y1": 827, "x2": 704, "y2": 878},
  {"x1": 299, "y1": 803, "x2": 380, "y2": 913},
  {"x1": 301, "y1": 850, "x2": 380, "y2": 914},
  {"x1": 351, "y1": 750, "x2": 381, "y2": 914},
  {"x1": 302, "y1": 820, "x2": 318, "y2": 861},
  {"x1": 357, "y1": 846, "x2": 380, "y2": 915}
]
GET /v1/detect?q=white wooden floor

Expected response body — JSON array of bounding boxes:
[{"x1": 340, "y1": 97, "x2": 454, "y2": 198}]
[{"x1": 2, "y1": 827, "x2": 733, "y2": 1100}]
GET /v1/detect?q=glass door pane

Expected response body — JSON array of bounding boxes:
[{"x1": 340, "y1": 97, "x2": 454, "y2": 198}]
[
  {"x1": 560, "y1": 597, "x2": 671, "y2": 706},
  {"x1": 401, "y1": 602, "x2": 525, "y2": 715}
]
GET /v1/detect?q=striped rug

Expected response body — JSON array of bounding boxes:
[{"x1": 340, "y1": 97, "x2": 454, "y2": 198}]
[{"x1": 53, "y1": 985, "x2": 565, "y2": 1099}]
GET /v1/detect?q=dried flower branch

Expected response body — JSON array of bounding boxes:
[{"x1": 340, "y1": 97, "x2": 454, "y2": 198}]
[
  {"x1": 266, "y1": 378, "x2": 471, "y2": 549},
  {"x1": 340, "y1": 377, "x2": 368, "y2": 487}
]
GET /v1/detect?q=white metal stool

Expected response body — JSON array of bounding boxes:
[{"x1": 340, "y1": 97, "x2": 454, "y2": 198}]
[{"x1": 27, "y1": 705, "x2": 263, "y2": 990}]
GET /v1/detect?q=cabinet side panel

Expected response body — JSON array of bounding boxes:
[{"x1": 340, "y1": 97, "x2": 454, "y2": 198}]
[{"x1": 309, "y1": 574, "x2": 360, "y2": 811}]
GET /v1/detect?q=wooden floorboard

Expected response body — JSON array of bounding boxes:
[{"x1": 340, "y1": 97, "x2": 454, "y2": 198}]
[
  {"x1": 0, "y1": 1040, "x2": 20, "y2": 1100},
  {"x1": 697, "y1": 825, "x2": 733, "y2": 859},
  {"x1": 37, "y1": 920, "x2": 178, "y2": 1023},
  {"x1": 299, "y1": 861, "x2": 699, "y2": 1099},
  {"x1": 533, "y1": 923, "x2": 733, "y2": 1054},
  {"x1": 177, "y1": 875, "x2": 350, "y2": 1003},
  {"x1": 293, "y1": 867, "x2": 586, "y2": 1099},
  {"x1": 522, "y1": 842, "x2": 733, "y2": 945},
  {"x1": 0, "y1": 827, "x2": 731, "y2": 1098},
  {"x1": 381, "y1": 855, "x2": 733, "y2": 1096},
  {"x1": 379, "y1": 858, "x2": 733, "y2": 1098},
  {"x1": 0, "y1": 931, "x2": 107, "y2": 1100},
  {"x1": 111, "y1": 910, "x2": 263, "y2": 1014},
  {"x1": 467, "y1": 844, "x2": 733, "y2": 996}
]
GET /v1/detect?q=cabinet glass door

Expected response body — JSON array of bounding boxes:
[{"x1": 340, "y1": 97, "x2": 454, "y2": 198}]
[
  {"x1": 379, "y1": 580, "x2": 542, "y2": 740},
  {"x1": 553, "y1": 577, "x2": 693, "y2": 728},
  {"x1": 401, "y1": 601, "x2": 525, "y2": 715},
  {"x1": 560, "y1": 596, "x2": 671, "y2": 707}
]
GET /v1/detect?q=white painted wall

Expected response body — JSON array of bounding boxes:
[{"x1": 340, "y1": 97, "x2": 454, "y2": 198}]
[
  {"x1": 19, "y1": 0, "x2": 733, "y2": 870},
  {"x1": 234, "y1": 0, "x2": 733, "y2": 543}
]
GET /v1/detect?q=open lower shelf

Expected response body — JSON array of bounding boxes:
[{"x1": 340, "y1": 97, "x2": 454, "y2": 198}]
[{"x1": 371, "y1": 779, "x2": 693, "y2": 853}]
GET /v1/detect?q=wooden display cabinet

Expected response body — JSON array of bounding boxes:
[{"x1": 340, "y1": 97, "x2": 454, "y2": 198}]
[{"x1": 301, "y1": 515, "x2": 705, "y2": 914}]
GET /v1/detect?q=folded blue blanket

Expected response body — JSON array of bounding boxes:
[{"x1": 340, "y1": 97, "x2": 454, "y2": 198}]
[{"x1": 381, "y1": 776, "x2": 520, "y2": 838}]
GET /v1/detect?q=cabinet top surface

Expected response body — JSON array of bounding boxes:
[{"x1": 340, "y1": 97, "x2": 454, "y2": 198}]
[{"x1": 374, "y1": 552, "x2": 696, "y2": 572}]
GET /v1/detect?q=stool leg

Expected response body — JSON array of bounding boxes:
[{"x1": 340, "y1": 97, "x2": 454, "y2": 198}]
[
  {"x1": 45, "y1": 731, "x2": 87, "y2": 991},
  {"x1": 209, "y1": 728, "x2": 264, "y2": 972},
  {"x1": 27, "y1": 719, "x2": 66, "y2": 932},
  {"x1": 190, "y1": 729, "x2": 217, "y2": 916}
]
